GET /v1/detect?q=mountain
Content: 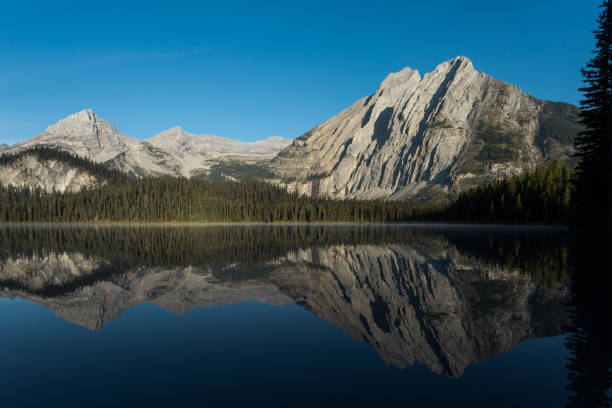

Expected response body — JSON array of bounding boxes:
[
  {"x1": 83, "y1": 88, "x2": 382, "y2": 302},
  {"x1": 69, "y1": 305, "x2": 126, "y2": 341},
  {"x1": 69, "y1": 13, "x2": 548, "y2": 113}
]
[
  {"x1": 3, "y1": 109, "x2": 290, "y2": 179},
  {"x1": 269, "y1": 56, "x2": 581, "y2": 201},
  {"x1": 7, "y1": 109, "x2": 133, "y2": 163},
  {"x1": 4, "y1": 109, "x2": 183, "y2": 177},
  {"x1": 146, "y1": 126, "x2": 290, "y2": 177},
  {"x1": 0, "y1": 143, "x2": 8, "y2": 151},
  {"x1": 1, "y1": 57, "x2": 581, "y2": 200}
]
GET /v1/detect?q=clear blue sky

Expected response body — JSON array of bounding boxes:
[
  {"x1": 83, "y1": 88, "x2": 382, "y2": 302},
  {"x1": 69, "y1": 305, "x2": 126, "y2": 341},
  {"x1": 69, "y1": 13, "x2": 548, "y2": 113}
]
[{"x1": 0, "y1": 0, "x2": 602, "y2": 144}]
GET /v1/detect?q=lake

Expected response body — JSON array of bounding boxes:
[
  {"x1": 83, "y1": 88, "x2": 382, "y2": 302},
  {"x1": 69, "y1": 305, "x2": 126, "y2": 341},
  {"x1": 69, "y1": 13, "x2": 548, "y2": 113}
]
[{"x1": 0, "y1": 224, "x2": 609, "y2": 407}]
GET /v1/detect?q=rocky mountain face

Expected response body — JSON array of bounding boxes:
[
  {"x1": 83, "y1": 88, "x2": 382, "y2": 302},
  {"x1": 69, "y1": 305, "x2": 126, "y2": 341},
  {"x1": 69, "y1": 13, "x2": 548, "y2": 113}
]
[
  {"x1": 0, "y1": 152, "x2": 102, "y2": 192},
  {"x1": 0, "y1": 241, "x2": 567, "y2": 376},
  {"x1": 270, "y1": 56, "x2": 581, "y2": 200},
  {"x1": 2, "y1": 109, "x2": 290, "y2": 180}
]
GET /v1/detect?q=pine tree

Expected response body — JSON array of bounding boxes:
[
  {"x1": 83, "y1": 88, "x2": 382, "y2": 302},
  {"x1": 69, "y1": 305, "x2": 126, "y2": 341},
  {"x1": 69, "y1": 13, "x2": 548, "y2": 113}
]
[{"x1": 574, "y1": 0, "x2": 612, "y2": 231}]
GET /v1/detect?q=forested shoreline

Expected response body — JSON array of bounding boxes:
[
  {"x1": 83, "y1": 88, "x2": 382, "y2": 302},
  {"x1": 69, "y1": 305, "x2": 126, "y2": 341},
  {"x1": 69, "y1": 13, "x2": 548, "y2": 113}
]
[
  {"x1": 430, "y1": 160, "x2": 574, "y2": 224},
  {"x1": 0, "y1": 148, "x2": 575, "y2": 225},
  {"x1": 0, "y1": 149, "x2": 423, "y2": 223}
]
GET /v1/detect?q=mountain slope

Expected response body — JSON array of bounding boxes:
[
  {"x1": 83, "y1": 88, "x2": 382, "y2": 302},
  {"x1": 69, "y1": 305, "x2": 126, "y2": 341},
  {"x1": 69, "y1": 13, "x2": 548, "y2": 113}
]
[
  {"x1": 270, "y1": 56, "x2": 580, "y2": 201},
  {"x1": 0, "y1": 148, "x2": 127, "y2": 192}
]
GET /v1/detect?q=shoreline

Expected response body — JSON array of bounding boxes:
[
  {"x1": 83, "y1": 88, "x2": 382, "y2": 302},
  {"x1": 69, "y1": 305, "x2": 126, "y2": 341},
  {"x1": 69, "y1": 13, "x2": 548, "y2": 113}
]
[{"x1": 0, "y1": 221, "x2": 569, "y2": 230}]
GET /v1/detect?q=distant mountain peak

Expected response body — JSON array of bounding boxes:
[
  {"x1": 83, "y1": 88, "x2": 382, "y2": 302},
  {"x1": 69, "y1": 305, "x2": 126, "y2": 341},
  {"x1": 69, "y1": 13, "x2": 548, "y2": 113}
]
[
  {"x1": 47, "y1": 108, "x2": 96, "y2": 126},
  {"x1": 2, "y1": 109, "x2": 291, "y2": 182},
  {"x1": 44, "y1": 108, "x2": 117, "y2": 137}
]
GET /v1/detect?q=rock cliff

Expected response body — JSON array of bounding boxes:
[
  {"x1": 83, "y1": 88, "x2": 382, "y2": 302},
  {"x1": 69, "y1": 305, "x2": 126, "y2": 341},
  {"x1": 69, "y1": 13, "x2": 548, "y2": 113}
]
[
  {"x1": 270, "y1": 56, "x2": 580, "y2": 200},
  {"x1": 0, "y1": 153, "x2": 102, "y2": 192}
]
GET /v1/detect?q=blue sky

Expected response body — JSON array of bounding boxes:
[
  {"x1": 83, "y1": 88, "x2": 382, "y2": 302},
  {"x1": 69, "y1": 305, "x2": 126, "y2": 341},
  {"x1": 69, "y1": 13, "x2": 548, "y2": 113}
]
[{"x1": 0, "y1": 0, "x2": 601, "y2": 144}]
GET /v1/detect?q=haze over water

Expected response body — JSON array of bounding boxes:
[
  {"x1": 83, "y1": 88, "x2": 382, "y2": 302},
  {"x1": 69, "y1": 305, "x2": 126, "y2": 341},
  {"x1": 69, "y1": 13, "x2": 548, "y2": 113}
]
[{"x1": 0, "y1": 225, "x2": 608, "y2": 407}]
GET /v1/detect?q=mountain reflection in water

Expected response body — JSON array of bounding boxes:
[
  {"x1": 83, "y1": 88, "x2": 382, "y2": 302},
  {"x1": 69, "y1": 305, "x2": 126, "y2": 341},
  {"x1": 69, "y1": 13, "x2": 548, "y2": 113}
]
[{"x1": 0, "y1": 225, "x2": 571, "y2": 379}]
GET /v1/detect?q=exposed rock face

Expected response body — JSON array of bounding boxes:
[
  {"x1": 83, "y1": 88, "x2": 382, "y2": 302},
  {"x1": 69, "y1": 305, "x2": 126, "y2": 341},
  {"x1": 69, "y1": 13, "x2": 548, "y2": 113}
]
[
  {"x1": 0, "y1": 153, "x2": 101, "y2": 192},
  {"x1": 146, "y1": 127, "x2": 290, "y2": 177},
  {"x1": 270, "y1": 56, "x2": 580, "y2": 200},
  {"x1": 3, "y1": 109, "x2": 290, "y2": 179}
]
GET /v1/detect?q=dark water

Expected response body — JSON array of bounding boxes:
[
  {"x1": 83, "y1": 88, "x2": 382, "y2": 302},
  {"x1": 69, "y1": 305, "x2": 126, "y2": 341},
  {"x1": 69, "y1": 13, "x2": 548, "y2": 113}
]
[{"x1": 0, "y1": 225, "x2": 609, "y2": 407}]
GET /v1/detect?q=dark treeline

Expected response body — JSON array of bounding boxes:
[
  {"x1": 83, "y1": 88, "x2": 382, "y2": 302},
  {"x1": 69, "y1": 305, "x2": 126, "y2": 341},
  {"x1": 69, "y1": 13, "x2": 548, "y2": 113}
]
[
  {"x1": 0, "y1": 225, "x2": 570, "y2": 296},
  {"x1": 0, "y1": 224, "x2": 428, "y2": 265},
  {"x1": 447, "y1": 227, "x2": 571, "y2": 287},
  {"x1": 573, "y1": 0, "x2": 612, "y2": 233},
  {"x1": 565, "y1": 4, "x2": 612, "y2": 404},
  {"x1": 430, "y1": 160, "x2": 573, "y2": 224}
]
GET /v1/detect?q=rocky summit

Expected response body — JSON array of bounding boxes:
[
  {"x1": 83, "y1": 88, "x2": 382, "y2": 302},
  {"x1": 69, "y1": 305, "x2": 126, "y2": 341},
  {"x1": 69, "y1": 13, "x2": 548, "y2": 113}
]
[{"x1": 270, "y1": 56, "x2": 581, "y2": 200}]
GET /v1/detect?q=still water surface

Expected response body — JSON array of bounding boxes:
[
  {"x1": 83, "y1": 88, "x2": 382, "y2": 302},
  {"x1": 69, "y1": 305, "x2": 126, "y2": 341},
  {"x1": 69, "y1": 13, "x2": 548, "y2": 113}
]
[{"x1": 0, "y1": 225, "x2": 609, "y2": 407}]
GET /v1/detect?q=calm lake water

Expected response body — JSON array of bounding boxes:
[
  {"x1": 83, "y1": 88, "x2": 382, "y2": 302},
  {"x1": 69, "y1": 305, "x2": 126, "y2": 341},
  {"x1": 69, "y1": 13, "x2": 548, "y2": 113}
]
[{"x1": 0, "y1": 225, "x2": 609, "y2": 407}]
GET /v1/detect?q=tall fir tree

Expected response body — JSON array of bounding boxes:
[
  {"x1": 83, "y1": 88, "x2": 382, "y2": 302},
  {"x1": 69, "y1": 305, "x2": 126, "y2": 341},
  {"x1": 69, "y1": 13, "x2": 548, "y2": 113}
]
[{"x1": 574, "y1": 0, "x2": 612, "y2": 231}]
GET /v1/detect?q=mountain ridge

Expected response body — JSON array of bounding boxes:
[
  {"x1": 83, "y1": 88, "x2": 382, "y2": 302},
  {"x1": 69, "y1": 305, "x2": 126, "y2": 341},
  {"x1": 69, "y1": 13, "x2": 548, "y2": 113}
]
[
  {"x1": 2, "y1": 109, "x2": 291, "y2": 179},
  {"x1": 0, "y1": 56, "x2": 581, "y2": 199}
]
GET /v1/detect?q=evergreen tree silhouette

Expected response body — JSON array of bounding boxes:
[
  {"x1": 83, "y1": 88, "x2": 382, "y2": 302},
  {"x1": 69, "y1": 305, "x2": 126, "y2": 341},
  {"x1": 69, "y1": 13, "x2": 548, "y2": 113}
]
[{"x1": 574, "y1": 0, "x2": 612, "y2": 231}]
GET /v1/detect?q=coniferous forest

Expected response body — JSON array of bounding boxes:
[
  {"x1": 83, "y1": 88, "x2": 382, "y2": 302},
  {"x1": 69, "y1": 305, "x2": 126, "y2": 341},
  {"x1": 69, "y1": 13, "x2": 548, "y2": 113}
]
[
  {"x1": 573, "y1": 0, "x2": 612, "y2": 233},
  {"x1": 432, "y1": 160, "x2": 574, "y2": 224}
]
